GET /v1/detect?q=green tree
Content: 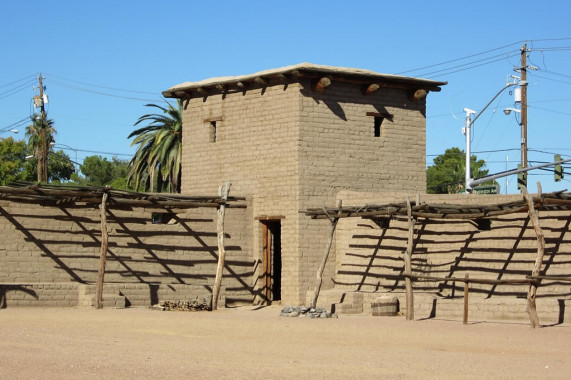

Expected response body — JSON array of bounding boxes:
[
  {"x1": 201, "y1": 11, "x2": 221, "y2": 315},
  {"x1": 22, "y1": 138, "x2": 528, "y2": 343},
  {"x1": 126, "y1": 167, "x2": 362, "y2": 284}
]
[
  {"x1": 128, "y1": 99, "x2": 183, "y2": 193},
  {"x1": 0, "y1": 137, "x2": 73, "y2": 185},
  {"x1": 23, "y1": 149, "x2": 75, "y2": 183},
  {"x1": 78, "y1": 155, "x2": 131, "y2": 189},
  {"x1": 25, "y1": 113, "x2": 55, "y2": 182},
  {"x1": 427, "y1": 147, "x2": 494, "y2": 194},
  {"x1": 0, "y1": 137, "x2": 28, "y2": 185}
]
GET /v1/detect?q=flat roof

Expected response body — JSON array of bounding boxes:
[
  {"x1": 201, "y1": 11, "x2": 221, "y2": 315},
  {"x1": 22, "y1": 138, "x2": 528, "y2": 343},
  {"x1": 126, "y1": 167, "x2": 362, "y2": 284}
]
[{"x1": 162, "y1": 62, "x2": 447, "y2": 98}]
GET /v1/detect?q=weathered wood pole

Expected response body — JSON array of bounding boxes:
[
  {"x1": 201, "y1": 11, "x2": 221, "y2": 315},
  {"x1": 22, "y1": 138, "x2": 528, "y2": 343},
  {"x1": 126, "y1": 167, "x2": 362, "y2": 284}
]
[
  {"x1": 212, "y1": 182, "x2": 231, "y2": 311},
  {"x1": 522, "y1": 185, "x2": 546, "y2": 328},
  {"x1": 463, "y1": 273, "x2": 469, "y2": 325},
  {"x1": 310, "y1": 200, "x2": 342, "y2": 309},
  {"x1": 95, "y1": 191, "x2": 109, "y2": 309},
  {"x1": 405, "y1": 197, "x2": 414, "y2": 320}
]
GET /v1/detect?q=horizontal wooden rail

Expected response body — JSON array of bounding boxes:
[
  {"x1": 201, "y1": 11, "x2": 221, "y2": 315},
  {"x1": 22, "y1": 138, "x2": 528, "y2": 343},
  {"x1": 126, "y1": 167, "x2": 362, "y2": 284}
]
[
  {"x1": 402, "y1": 273, "x2": 537, "y2": 285},
  {"x1": 526, "y1": 275, "x2": 571, "y2": 282}
]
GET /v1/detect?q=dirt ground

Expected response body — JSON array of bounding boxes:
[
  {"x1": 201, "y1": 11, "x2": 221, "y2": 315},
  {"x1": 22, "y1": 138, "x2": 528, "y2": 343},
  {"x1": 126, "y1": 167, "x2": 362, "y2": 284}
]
[{"x1": 1, "y1": 305, "x2": 570, "y2": 379}]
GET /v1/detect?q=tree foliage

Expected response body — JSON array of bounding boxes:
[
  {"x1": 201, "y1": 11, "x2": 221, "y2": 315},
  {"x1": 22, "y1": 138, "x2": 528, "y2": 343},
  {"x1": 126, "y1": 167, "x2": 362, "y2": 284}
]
[
  {"x1": 128, "y1": 99, "x2": 183, "y2": 193},
  {"x1": 0, "y1": 137, "x2": 74, "y2": 185},
  {"x1": 427, "y1": 147, "x2": 494, "y2": 194},
  {"x1": 78, "y1": 155, "x2": 131, "y2": 188},
  {"x1": 0, "y1": 137, "x2": 29, "y2": 185}
]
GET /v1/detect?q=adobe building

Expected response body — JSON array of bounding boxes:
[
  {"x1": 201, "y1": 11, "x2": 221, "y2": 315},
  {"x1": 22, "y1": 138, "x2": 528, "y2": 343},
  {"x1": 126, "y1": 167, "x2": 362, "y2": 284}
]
[{"x1": 162, "y1": 63, "x2": 447, "y2": 305}]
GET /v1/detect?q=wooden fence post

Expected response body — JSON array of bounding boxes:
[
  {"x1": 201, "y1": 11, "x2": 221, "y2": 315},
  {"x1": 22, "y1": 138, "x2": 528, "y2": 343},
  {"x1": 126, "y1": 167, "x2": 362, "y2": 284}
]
[
  {"x1": 212, "y1": 182, "x2": 231, "y2": 311},
  {"x1": 310, "y1": 200, "x2": 342, "y2": 309},
  {"x1": 405, "y1": 197, "x2": 414, "y2": 321},
  {"x1": 463, "y1": 273, "x2": 469, "y2": 325},
  {"x1": 522, "y1": 185, "x2": 545, "y2": 328},
  {"x1": 95, "y1": 191, "x2": 109, "y2": 309}
]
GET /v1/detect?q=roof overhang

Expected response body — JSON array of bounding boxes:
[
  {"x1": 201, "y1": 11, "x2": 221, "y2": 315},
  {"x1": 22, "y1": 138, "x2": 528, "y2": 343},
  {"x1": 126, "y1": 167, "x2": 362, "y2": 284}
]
[{"x1": 162, "y1": 63, "x2": 447, "y2": 99}]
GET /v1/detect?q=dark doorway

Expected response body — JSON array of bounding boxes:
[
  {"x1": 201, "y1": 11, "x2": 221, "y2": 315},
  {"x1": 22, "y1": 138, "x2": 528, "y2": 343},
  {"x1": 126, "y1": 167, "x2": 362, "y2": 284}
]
[{"x1": 261, "y1": 220, "x2": 282, "y2": 302}]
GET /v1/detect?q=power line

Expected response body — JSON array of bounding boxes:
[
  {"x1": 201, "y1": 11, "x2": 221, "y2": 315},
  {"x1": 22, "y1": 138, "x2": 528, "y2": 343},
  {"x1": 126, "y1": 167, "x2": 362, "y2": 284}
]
[
  {"x1": 49, "y1": 79, "x2": 161, "y2": 102},
  {"x1": 57, "y1": 146, "x2": 132, "y2": 158},
  {"x1": 395, "y1": 41, "x2": 523, "y2": 75},
  {"x1": 44, "y1": 73, "x2": 159, "y2": 95},
  {"x1": 0, "y1": 79, "x2": 37, "y2": 100},
  {"x1": 0, "y1": 116, "x2": 30, "y2": 131},
  {"x1": 0, "y1": 74, "x2": 36, "y2": 90}
]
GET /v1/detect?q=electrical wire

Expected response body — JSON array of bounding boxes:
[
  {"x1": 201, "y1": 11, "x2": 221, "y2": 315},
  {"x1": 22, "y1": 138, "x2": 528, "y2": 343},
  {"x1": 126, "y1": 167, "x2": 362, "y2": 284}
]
[
  {"x1": 48, "y1": 79, "x2": 161, "y2": 102},
  {"x1": 395, "y1": 41, "x2": 523, "y2": 75},
  {"x1": 420, "y1": 52, "x2": 520, "y2": 79},
  {"x1": 44, "y1": 73, "x2": 158, "y2": 95},
  {"x1": 0, "y1": 74, "x2": 36, "y2": 90},
  {"x1": 0, "y1": 116, "x2": 31, "y2": 132},
  {"x1": 0, "y1": 79, "x2": 37, "y2": 100}
]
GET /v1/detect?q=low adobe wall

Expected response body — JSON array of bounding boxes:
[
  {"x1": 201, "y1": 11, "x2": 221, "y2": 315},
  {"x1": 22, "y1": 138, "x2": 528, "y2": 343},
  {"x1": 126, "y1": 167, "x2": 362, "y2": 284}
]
[
  {"x1": 326, "y1": 191, "x2": 571, "y2": 322},
  {"x1": 0, "y1": 199, "x2": 253, "y2": 308}
]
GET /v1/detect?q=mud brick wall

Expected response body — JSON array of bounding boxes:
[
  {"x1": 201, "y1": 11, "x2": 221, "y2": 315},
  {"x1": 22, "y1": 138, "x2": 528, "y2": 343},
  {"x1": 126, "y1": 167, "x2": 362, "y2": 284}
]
[
  {"x1": 0, "y1": 198, "x2": 254, "y2": 307},
  {"x1": 181, "y1": 79, "x2": 428, "y2": 305},
  {"x1": 333, "y1": 191, "x2": 571, "y2": 302}
]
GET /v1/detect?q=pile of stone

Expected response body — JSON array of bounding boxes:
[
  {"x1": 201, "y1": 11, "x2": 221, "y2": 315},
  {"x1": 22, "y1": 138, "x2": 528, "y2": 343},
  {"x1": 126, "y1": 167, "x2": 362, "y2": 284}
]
[
  {"x1": 154, "y1": 297, "x2": 210, "y2": 311},
  {"x1": 280, "y1": 305, "x2": 338, "y2": 318}
]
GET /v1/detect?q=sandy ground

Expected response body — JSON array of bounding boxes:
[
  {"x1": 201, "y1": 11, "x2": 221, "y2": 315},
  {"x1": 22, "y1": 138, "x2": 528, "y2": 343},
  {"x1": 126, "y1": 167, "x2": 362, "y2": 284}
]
[{"x1": 1, "y1": 305, "x2": 570, "y2": 379}]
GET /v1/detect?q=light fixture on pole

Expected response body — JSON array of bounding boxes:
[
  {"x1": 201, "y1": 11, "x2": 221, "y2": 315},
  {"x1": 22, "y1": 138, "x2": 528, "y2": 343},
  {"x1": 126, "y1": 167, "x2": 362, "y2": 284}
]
[
  {"x1": 0, "y1": 129, "x2": 19, "y2": 135},
  {"x1": 503, "y1": 107, "x2": 521, "y2": 116},
  {"x1": 462, "y1": 108, "x2": 476, "y2": 192},
  {"x1": 51, "y1": 142, "x2": 79, "y2": 172},
  {"x1": 462, "y1": 79, "x2": 527, "y2": 193}
]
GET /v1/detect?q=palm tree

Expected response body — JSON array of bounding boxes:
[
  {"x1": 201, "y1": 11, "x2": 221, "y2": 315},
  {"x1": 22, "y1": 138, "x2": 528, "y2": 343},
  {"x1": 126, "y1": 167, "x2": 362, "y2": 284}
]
[
  {"x1": 128, "y1": 99, "x2": 183, "y2": 193},
  {"x1": 25, "y1": 113, "x2": 55, "y2": 182}
]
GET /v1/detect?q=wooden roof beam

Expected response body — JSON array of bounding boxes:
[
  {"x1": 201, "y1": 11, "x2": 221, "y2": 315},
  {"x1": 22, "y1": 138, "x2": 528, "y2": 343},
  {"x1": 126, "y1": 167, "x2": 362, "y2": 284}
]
[
  {"x1": 312, "y1": 77, "x2": 331, "y2": 92},
  {"x1": 362, "y1": 83, "x2": 380, "y2": 95}
]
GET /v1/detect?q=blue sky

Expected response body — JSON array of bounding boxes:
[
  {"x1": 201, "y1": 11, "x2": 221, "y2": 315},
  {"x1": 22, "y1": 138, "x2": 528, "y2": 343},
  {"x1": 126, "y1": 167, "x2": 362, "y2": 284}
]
[{"x1": 1, "y1": 0, "x2": 570, "y2": 193}]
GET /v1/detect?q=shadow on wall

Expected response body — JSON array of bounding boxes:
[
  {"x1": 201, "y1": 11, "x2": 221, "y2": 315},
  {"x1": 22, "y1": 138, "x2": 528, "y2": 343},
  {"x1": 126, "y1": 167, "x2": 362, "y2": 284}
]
[
  {"x1": 0, "y1": 285, "x2": 38, "y2": 308},
  {"x1": 300, "y1": 80, "x2": 425, "y2": 122},
  {"x1": 0, "y1": 205, "x2": 255, "y2": 306},
  {"x1": 335, "y1": 212, "x2": 571, "y2": 299}
]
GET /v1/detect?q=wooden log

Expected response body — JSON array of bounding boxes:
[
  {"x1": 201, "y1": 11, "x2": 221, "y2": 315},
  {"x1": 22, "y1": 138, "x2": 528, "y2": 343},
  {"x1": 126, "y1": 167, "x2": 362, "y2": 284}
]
[
  {"x1": 403, "y1": 273, "x2": 536, "y2": 285},
  {"x1": 254, "y1": 77, "x2": 267, "y2": 86},
  {"x1": 522, "y1": 186, "x2": 546, "y2": 328},
  {"x1": 212, "y1": 182, "x2": 231, "y2": 311},
  {"x1": 405, "y1": 197, "x2": 414, "y2": 321},
  {"x1": 526, "y1": 275, "x2": 571, "y2": 282},
  {"x1": 309, "y1": 200, "x2": 342, "y2": 309},
  {"x1": 363, "y1": 83, "x2": 380, "y2": 95},
  {"x1": 463, "y1": 273, "x2": 469, "y2": 325},
  {"x1": 95, "y1": 192, "x2": 109, "y2": 309},
  {"x1": 313, "y1": 77, "x2": 331, "y2": 92}
]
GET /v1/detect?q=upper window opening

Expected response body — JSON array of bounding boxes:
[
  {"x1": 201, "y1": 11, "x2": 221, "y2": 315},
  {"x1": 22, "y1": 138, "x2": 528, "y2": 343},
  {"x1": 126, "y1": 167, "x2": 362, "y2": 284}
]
[
  {"x1": 210, "y1": 121, "x2": 217, "y2": 142},
  {"x1": 366, "y1": 111, "x2": 394, "y2": 138},
  {"x1": 374, "y1": 117, "x2": 383, "y2": 137}
]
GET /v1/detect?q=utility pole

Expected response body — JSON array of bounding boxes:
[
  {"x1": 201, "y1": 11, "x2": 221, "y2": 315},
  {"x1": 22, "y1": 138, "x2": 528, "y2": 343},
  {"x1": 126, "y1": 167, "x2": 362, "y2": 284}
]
[
  {"x1": 36, "y1": 74, "x2": 48, "y2": 182},
  {"x1": 520, "y1": 43, "x2": 528, "y2": 168}
]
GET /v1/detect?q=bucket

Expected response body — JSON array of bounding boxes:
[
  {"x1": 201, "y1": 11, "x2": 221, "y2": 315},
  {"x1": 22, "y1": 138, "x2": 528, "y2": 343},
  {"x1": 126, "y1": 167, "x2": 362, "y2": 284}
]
[{"x1": 371, "y1": 296, "x2": 399, "y2": 316}]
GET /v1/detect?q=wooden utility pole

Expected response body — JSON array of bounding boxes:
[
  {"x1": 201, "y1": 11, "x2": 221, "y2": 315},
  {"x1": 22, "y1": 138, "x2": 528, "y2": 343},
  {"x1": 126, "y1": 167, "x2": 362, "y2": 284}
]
[{"x1": 520, "y1": 43, "x2": 528, "y2": 169}]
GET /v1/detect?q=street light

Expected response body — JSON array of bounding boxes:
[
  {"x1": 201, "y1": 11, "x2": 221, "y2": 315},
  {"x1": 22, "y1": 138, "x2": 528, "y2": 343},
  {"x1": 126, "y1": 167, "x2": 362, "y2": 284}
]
[
  {"x1": 51, "y1": 143, "x2": 79, "y2": 171},
  {"x1": 0, "y1": 129, "x2": 19, "y2": 135},
  {"x1": 463, "y1": 79, "x2": 527, "y2": 192},
  {"x1": 503, "y1": 108, "x2": 521, "y2": 116}
]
